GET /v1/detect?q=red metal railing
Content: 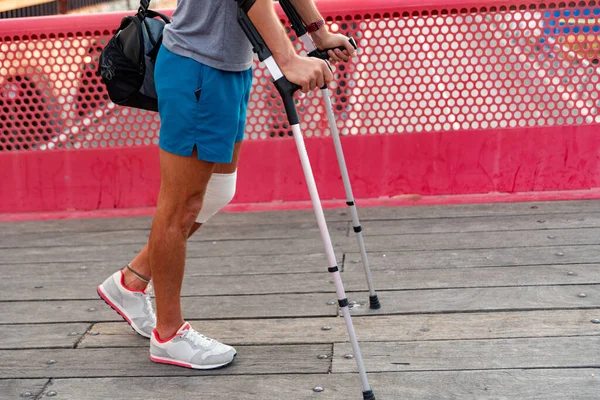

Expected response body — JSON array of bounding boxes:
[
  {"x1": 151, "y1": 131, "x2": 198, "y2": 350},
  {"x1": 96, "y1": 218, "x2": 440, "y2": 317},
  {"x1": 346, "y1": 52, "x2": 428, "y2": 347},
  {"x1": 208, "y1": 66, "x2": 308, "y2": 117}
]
[{"x1": 1, "y1": 0, "x2": 599, "y2": 215}]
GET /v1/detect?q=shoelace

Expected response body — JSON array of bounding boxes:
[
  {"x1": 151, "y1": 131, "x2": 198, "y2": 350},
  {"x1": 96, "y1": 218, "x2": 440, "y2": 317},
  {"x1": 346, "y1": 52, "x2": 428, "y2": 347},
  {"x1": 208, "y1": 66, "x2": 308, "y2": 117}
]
[
  {"x1": 143, "y1": 282, "x2": 156, "y2": 323},
  {"x1": 181, "y1": 328, "x2": 215, "y2": 349}
]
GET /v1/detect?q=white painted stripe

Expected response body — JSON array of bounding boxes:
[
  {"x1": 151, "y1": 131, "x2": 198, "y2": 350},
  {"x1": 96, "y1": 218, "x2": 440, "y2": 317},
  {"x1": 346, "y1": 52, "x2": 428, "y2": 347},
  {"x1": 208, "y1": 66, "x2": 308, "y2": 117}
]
[
  {"x1": 263, "y1": 56, "x2": 283, "y2": 81},
  {"x1": 300, "y1": 34, "x2": 316, "y2": 52}
]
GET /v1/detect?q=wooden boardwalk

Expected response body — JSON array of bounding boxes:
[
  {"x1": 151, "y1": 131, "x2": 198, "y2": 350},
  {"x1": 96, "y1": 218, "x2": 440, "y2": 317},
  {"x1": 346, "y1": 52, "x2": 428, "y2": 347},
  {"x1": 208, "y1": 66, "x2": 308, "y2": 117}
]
[{"x1": 1, "y1": 200, "x2": 599, "y2": 399}]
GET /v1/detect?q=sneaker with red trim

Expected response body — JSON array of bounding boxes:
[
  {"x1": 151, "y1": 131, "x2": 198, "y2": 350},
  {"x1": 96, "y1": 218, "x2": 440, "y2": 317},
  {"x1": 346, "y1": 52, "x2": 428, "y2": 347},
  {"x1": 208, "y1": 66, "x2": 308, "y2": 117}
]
[
  {"x1": 97, "y1": 270, "x2": 156, "y2": 338},
  {"x1": 150, "y1": 322, "x2": 237, "y2": 370}
]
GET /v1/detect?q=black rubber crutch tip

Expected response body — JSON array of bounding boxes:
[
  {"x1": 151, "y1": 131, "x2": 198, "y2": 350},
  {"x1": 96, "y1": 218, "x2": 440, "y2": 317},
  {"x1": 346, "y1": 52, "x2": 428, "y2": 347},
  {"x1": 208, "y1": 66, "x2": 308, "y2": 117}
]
[
  {"x1": 369, "y1": 295, "x2": 381, "y2": 310},
  {"x1": 363, "y1": 390, "x2": 376, "y2": 400}
]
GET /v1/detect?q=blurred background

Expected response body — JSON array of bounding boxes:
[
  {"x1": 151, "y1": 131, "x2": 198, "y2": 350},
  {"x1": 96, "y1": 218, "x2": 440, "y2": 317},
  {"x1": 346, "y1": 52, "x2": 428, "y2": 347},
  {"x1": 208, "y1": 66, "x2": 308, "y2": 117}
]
[{"x1": 0, "y1": 0, "x2": 176, "y2": 18}]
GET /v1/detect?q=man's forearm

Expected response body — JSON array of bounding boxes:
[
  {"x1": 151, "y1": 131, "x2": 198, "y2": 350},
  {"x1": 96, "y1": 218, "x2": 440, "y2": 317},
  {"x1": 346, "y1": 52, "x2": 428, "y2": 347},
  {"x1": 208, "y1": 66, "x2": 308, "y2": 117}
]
[
  {"x1": 247, "y1": 0, "x2": 296, "y2": 68},
  {"x1": 288, "y1": 0, "x2": 324, "y2": 27}
]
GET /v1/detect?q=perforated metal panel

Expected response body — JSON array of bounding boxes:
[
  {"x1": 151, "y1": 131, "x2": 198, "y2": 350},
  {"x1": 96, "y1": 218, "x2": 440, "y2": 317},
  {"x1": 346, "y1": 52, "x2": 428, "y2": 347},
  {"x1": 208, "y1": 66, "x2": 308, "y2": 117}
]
[
  {"x1": 339, "y1": 5, "x2": 600, "y2": 135},
  {"x1": 0, "y1": 2, "x2": 599, "y2": 152}
]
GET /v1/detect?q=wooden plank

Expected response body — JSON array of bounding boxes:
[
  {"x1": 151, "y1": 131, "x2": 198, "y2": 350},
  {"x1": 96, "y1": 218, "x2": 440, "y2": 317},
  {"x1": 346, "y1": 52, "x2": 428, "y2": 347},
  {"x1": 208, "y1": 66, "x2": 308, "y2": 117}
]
[
  {"x1": 348, "y1": 285, "x2": 600, "y2": 316},
  {"x1": 2, "y1": 284, "x2": 597, "y2": 325},
  {"x1": 46, "y1": 369, "x2": 600, "y2": 400},
  {"x1": 0, "y1": 266, "x2": 336, "y2": 301},
  {"x1": 44, "y1": 375, "x2": 355, "y2": 400},
  {"x1": 361, "y1": 212, "x2": 600, "y2": 236},
  {"x1": 333, "y1": 336, "x2": 600, "y2": 373},
  {"x1": 346, "y1": 245, "x2": 600, "y2": 270},
  {"x1": 0, "y1": 236, "x2": 353, "y2": 264},
  {"x1": 0, "y1": 344, "x2": 331, "y2": 378},
  {"x1": 356, "y1": 227, "x2": 600, "y2": 252},
  {"x1": 4, "y1": 262, "x2": 599, "y2": 301},
  {"x1": 1, "y1": 200, "x2": 597, "y2": 236},
  {"x1": 335, "y1": 199, "x2": 600, "y2": 222},
  {"x1": 0, "y1": 293, "x2": 337, "y2": 324},
  {"x1": 2, "y1": 227, "x2": 597, "y2": 264},
  {"x1": 0, "y1": 252, "x2": 329, "y2": 279},
  {"x1": 0, "y1": 253, "x2": 334, "y2": 301},
  {"x1": 0, "y1": 323, "x2": 89, "y2": 349},
  {"x1": 0, "y1": 379, "x2": 49, "y2": 400},
  {"x1": 340, "y1": 264, "x2": 600, "y2": 291},
  {"x1": 2, "y1": 244, "x2": 596, "y2": 301},
  {"x1": 3, "y1": 210, "x2": 597, "y2": 250},
  {"x1": 0, "y1": 216, "x2": 153, "y2": 235},
  {"x1": 79, "y1": 309, "x2": 600, "y2": 348},
  {"x1": 0, "y1": 222, "x2": 348, "y2": 249}
]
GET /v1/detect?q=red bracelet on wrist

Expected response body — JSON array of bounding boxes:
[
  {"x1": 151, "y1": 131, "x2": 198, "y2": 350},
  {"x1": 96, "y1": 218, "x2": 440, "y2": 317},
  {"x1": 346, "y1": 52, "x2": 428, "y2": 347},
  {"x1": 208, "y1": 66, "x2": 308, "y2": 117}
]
[{"x1": 306, "y1": 18, "x2": 325, "y2": 34}]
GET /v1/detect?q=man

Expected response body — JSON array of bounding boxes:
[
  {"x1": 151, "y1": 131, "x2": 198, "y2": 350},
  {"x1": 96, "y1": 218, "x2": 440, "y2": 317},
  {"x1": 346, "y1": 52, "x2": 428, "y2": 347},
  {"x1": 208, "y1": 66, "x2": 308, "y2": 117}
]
[{"x1": 97, "y1": 0, "x2": 356, "y2": 370}]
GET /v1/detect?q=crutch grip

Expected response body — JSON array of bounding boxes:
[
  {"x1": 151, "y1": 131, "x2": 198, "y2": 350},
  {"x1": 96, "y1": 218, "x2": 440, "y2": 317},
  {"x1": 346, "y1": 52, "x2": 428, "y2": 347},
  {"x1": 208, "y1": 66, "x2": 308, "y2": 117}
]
[
  {"x1": 273, "y1": 77, "x2": 301, "y2": 125},
  {"x1": 308, "y1": 37, "x2": 357, "y2": 60}
]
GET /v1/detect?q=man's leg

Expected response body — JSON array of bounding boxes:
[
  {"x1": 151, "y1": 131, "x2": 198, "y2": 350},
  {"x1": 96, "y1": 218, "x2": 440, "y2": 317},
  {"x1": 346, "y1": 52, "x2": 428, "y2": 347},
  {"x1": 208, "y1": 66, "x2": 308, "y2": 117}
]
[
  {"x1": 122, "y1": 224, "x2": 202, "y2": 291},
  {"x1": 122, "y1": 141, "x2": 243, "y2": 291},
  {"x1": 148, "y1": 148, "x2": 215, "y2": 339}
]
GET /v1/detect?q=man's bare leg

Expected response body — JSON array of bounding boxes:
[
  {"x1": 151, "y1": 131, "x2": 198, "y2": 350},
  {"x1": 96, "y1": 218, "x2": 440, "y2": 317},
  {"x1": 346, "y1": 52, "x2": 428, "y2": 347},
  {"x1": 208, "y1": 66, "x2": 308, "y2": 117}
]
[
  {"x1": 122, "y1": 223, "x2": 202, "y2": 291},
  {"x1": 122, "y1": 142, "x2": 243, "y2": 292},
  {"x1": 148, "y1": 148, "x2": 215, "y2": 339}
]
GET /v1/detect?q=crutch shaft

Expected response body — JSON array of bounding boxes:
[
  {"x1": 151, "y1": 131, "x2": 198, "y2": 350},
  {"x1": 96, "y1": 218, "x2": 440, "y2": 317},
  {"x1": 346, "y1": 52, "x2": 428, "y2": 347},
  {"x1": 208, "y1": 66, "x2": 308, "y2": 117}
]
[
  {"x1": 321, "y1": 88, "x2": 379, "y2": 305},
  {"x1": 291, "y1": 114, "x2": 373, "y2": 399},
  {"x1": 278, "y1": 0, "x2": 381, "y2": 309}
]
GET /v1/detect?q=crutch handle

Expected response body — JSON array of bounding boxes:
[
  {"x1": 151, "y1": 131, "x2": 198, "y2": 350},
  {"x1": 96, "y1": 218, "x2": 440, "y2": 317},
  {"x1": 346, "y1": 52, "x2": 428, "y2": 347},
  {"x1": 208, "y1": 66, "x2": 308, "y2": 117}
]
[
  {"x1": 273, "y1": 77, "x2": 301, "y2": 125},
  {"x1": 308, "y1": 37, "x2": 357, "y2": 60}
]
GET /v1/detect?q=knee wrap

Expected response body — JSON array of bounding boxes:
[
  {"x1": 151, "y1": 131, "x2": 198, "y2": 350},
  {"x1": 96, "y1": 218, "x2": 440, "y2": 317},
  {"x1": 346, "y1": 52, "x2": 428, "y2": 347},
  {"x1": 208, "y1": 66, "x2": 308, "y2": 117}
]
[{"x1": 196, "y1": 171, "x2": 237, "y2": 224}]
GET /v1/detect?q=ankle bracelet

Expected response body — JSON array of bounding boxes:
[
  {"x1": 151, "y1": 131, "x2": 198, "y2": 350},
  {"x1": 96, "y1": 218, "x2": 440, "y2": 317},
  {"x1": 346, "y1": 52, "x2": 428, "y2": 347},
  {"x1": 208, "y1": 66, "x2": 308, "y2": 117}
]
[{"x1": 125, "y1": 263, "x2": 150, "y2": 283}]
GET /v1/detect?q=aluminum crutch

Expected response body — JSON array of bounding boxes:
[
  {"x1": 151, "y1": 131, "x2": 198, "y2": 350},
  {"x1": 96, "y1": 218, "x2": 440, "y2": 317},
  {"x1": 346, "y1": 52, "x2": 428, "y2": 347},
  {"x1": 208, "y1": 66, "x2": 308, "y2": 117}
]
[
  {"x1": 278, "y1": 0, "x2": 380, "y2": 309},
  {"x1": 235, "y1": 2, "x2": 376, "y2": 399}
]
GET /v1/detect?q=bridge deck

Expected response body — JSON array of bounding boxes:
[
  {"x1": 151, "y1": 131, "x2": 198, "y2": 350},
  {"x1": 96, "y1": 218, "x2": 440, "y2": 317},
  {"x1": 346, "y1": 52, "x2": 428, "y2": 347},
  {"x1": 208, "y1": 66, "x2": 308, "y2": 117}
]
[{"x1": 1, "y1": 200, "x2": 599, "y2": 399}]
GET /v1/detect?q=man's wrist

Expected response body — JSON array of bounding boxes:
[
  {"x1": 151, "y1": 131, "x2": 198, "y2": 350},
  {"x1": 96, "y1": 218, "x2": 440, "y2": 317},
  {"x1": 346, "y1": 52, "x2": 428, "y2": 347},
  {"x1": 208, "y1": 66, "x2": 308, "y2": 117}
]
[
  {"x1": 310, "y1": 24, "x2": 330, "y2": 47},
  {"x1": 274, "y1": 50, "x2": 298, "y2": 71},
  {"x1": 306, "y1": 18, "x2": 325, "y2": 34}
]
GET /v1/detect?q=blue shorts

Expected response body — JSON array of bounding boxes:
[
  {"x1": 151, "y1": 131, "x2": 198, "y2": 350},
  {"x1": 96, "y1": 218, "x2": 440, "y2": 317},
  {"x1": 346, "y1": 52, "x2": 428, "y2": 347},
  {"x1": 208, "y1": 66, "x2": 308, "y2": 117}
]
[{"x1": 154, "y1": 45, "x2": 253, "y2": 163}]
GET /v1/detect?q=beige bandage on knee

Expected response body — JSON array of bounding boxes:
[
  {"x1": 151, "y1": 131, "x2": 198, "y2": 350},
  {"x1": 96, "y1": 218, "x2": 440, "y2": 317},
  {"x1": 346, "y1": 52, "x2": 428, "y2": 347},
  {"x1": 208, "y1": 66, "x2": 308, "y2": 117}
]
[{"x1": 196, "y1": 171, "x2": 237, "y2": 223}]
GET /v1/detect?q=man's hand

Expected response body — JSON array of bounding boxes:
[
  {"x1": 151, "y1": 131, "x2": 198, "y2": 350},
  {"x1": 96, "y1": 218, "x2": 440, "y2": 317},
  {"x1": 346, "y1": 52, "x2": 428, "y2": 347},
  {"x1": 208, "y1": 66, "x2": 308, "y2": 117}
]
[
  {"x1": 288, "y1": 0, "x2": 356, "y2": 64},
  {"x1": 281, "y1": 55, "x2": 333, "y2": 93},
  {"x1": 312, "y1": 31, "x2": 356, "y2": 64}
]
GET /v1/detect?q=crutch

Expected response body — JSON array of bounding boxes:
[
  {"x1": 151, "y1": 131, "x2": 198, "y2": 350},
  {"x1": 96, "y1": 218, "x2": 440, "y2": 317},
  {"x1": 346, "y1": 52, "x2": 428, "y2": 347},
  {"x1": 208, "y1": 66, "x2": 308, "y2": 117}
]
[
  {"x1": 278, "y1": 0, "x2": 380, "y2": 309},
  {"x1": 236, "y1": 2, "x2": 376, "y2": 399}
]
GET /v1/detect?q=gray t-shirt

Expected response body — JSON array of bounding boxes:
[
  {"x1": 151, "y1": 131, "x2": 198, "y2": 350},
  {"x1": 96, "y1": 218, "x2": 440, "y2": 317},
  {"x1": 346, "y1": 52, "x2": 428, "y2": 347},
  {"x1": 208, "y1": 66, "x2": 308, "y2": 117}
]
[{"x1": 162, "y1": 0, "x2": 254, "y2": 72}]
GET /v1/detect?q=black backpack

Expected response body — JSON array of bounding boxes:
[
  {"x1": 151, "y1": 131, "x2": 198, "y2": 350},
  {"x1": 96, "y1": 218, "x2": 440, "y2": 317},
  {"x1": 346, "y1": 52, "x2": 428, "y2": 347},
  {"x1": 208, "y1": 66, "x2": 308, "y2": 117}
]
[{"x1": 98, "y1": 0, "x2": 170, "y2": 112}]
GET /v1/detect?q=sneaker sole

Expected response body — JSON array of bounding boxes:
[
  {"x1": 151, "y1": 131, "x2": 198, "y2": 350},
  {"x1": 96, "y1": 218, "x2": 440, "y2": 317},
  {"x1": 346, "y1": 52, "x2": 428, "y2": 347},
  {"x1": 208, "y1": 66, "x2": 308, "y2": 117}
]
[
  {"x1": 150, "y1": 353, "x2": 236, "y2": 370},
  {"x1": 97, "y1": 285, "x2": 151, "y2": 339}
]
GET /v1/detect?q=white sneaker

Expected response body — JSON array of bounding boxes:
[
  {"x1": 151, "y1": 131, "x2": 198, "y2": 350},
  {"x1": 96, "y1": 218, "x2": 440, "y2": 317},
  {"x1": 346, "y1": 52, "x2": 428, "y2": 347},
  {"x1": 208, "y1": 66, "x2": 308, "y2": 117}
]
[
  {"x1": 97, "y1": 270, "x2": 156, "y2": 338},
  {"x1": 150, "y1": 322, "x2": 237, "y2": 370}
]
